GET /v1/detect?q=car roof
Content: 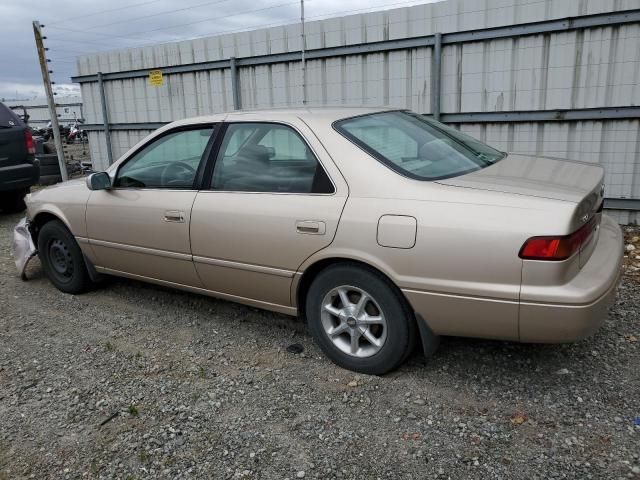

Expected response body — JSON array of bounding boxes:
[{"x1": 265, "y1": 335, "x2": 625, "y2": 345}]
[{"x1": 168, "y1": 106, "x2": 395, "y2": 128}]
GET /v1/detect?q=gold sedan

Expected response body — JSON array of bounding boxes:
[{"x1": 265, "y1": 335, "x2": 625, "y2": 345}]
[{"x1": 17, "y1": 108, "x2": 624, "y2": 374}]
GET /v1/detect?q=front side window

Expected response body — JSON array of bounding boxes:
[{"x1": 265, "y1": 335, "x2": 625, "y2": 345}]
[
  {"x1": 115, "y1": 127, "x2": 214, "y2": 188},
  {"x1": 211, "y1": 123, "x2": 334, "y2": 194},
  {"x1": 334, "y1": 111, "x2": 505, "y2": 181}
]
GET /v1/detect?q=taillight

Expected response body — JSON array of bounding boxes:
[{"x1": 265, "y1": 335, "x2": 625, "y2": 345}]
[
  {"x1": 519, "y1": 217, "x2": 596, "y2": 261},
  {"x1": 24, "y1": 130, "x2": 35, "y2": 155}
]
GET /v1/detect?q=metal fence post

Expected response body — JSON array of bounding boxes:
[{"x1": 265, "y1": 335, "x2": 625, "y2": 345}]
[
  {"x1": 97, "y1": 72, "x2": 114, "y2": 165},
  {"x1": 432, "y1": 32, "x2": 442, "y2": 121},
  {"x1": 230, "y1": 57, "x2": 241, "y2": 110}
]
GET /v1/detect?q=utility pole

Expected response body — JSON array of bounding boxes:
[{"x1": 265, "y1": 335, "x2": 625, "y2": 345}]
[
  {"x1": 300, "y1": 0, "x2": 306, "y2": 105},
  {"x1": 33, "y1": 20, "x2": 68, "y2": 181}
]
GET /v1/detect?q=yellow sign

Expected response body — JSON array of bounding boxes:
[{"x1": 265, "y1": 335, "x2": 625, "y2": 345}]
[{"x1": 148, "y1": 70, "x2": 164, "y2": 87}]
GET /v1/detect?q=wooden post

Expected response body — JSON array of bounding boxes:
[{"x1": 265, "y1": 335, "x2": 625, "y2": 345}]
[{"x1": 33, "y1": 20, "x2": 68, "y2": 181}]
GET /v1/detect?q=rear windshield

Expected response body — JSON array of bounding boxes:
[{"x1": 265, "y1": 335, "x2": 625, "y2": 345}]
[
  {"x1": 333, "y1": 111, "x2": 505, "y2": 180},
  {"x1": 0, "y1": 103, "x2": 24, "y2": 128}
]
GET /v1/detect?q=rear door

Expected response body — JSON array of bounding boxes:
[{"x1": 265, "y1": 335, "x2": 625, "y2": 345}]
[
  {"x1": 190, "y1": 119, "x2": 348, "y2": 308},
  {"x1": 86, "y1": 125, "x2": 217, "y2": 286}
]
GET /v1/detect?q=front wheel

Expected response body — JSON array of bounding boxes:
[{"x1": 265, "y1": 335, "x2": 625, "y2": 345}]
[
  {"x1": 306, "y1": 264, "x2": 417, "y2": 375},
  {"x1": 38, "y1": 220, "x2": 92, "y2": 294}
]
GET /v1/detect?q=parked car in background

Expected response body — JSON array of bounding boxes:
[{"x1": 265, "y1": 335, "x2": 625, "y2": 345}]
[
  {"x1": 0, "y1": 101, "x2": 39, "y2": 212},
  {"x1": 17, "y1": 108, "x2": 624, "y2": 374}
]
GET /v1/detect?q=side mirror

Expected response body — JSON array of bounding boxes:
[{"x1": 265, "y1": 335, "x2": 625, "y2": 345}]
[{"x1": 86, "y1": 172, "x2": 112, "y2": 191}]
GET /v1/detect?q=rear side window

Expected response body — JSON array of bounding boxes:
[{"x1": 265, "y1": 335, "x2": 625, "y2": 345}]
[
  {"x1": 0, "y1": 103, "x2": 24, "y2": 128},
  {"x1": 211, "y1": 123, "x2": 334, "y2": 194},
  {"x1": 334, "y1": 111, "x2": 505, "y2": 181}
]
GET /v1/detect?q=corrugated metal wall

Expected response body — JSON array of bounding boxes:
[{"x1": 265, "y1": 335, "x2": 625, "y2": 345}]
[
  {"x1": 6, "y1": 97, "x2": 83, "y2": 125},
  {"x1": 75, "y1": 0, "x2": 640, "y2": 223}
]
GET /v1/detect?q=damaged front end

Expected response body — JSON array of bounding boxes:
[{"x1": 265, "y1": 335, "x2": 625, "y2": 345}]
[{"x1": 12, "y1": 217, "x2": 37, "y2": 280}]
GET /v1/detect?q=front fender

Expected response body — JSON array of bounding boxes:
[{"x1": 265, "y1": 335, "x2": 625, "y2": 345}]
[{"x1": 26, "y1": 178, "x2": 91, "y2": 238}]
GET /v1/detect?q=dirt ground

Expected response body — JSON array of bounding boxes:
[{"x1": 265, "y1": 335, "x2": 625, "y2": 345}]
[{"x1": 0, "y1": 211, "x2": 638, "y2": 480}]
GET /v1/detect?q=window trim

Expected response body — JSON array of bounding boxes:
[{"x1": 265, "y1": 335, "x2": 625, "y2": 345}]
[
  {"x1": 332, "y1": 110, "x2": 504, "y2": 182},
  {"x1": 112, "y1": 123, "x2": 220, "y2": 191},
  {"x1": 204, "y1": 120, "x2": 336, "y2": 196}
]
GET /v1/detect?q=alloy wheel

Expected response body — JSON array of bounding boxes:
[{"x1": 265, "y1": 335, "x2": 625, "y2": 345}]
[{"x1": 320, "y1": 285, "x2": 387, "y2": 358}]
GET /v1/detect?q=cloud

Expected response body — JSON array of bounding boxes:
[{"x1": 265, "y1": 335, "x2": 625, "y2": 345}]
[{"x1": 0, "y1": 82, "x2": 80, "y2": 102}]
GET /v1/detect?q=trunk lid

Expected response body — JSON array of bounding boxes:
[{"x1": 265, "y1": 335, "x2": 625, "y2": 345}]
[
  {"x1": 438, "y1": 153, "x2": 606, "y2": 267},
  {"x1": 437, "y1": 153, "x2": 604, "y2": 204}
]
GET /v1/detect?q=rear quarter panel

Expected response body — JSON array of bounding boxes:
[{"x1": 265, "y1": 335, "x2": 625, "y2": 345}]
[
  {"x1": 296, "y1": 121, "x2": 578, "y2": 339},
  {"x1": 301, "y1": 188, "x2": 573, "y2": 340}
]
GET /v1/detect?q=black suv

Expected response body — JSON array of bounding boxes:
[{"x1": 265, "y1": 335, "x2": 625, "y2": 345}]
[{"x1": 0, "y1": 101, "x2": 40, "y2": 212}]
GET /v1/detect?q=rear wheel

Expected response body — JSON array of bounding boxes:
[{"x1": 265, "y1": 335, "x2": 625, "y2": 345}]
[
  {"x1": 306, "y1": 263, "x2": 417, "y2": 375},
  {"x1": 38, "y1": 220, "x2": 92, "y2": 294}
]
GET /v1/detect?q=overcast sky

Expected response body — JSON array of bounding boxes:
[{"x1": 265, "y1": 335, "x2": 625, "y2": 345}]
[{"x1": 0, "y1": 0, "x2": 438, "y2": 100}]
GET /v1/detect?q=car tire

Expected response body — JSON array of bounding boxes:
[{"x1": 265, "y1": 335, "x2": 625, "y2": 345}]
[
  {"x1": 305, "y1": 263, "x2": 418, "y2": 375},
  {"x1": 38, "y1": 220, "x2": 92, "y2": 294},
  {"x1": 40, "y1": 164, "x2": 61, "y2": 176},
  {"x1": 39, "y1": 174, "x2": 63, "y2": 186},
  {"x1": 1, "y1": 189, "x2": 28, "y2": 213},
  {"x1": 42, "y1": 143, "x2": 55, "y2": 154},
  {"x1": 38, "y1": 153, "x2": 59, "y2": 166}
]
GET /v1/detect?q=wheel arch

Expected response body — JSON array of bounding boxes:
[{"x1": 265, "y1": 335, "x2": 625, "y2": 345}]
[
  {"x1": 30, "y1": 210, "x2": 69, "y2": 245},
  {"x1": 295, "y1": 255, "x2": 405, "y2": 321},
  {"x1": 30, "y1": 209, "x2": 72, "y2": 243}
]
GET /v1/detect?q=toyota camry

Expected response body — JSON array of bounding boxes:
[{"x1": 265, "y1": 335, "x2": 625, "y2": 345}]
[{"x1": 14, "y1": 108, "x2": 624, "y2": 374}]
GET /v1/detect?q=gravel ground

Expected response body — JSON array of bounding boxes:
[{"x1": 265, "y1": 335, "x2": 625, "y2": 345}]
[{"x1": 0, "y1": 211, "x2": 638, "y2": 480}]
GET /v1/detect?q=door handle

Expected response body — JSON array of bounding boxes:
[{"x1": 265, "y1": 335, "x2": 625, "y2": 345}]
[
  {"x1": 296, "y1": 220, "x2": 326, "y2": 235},
  {"x1": 164, "y1": 210, "x2": 185, "y2": 223}
]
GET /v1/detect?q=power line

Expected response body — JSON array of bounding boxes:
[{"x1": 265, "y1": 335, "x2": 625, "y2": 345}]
[
  {"x1": 46, "y1": 47, "x2": 100, "y2": 55},
  {"x1": 195, "y1": 0, "x2": 440, "y2": 39},
  {"x1": 11, "y1": 57, "x2": 77, "y2": 65},
  {"x1": 81, "y1": 0, "x2": 236, "y2": 30},
  {"x1": 307, "y1": 0, "x2": 437, "y2": 22},
  {"x1": 46, "y1": 26, "x2": 160, "y2": 42},
  {"x1": 50, "y1": 0, "x2": 436, "y2": 61},
  {"x1": 46, "y1": 36, "x2": 132, "y2": 47},
  {"x1": 47, "y1": 1, "x2": 300, "y2": 41},
  {"x1": 46, "y1": 0, "x2": 168, "y2": 26}
]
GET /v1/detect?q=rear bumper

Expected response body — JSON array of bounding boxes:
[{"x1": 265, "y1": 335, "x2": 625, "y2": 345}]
[
  {"x1": 0, "y1": 161, "x2": 40, "y2": 192},
  {"x1": 519, "y1": 214, "x2": 624, "y2": 343}
]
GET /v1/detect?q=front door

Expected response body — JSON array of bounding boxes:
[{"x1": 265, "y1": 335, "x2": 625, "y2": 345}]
[
  {"x1": 86, "y1": 125, "x2": 215, "y2": 286},
  {"x1": 190, "y1": 120, "x2": 348, "y2": 308}
]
